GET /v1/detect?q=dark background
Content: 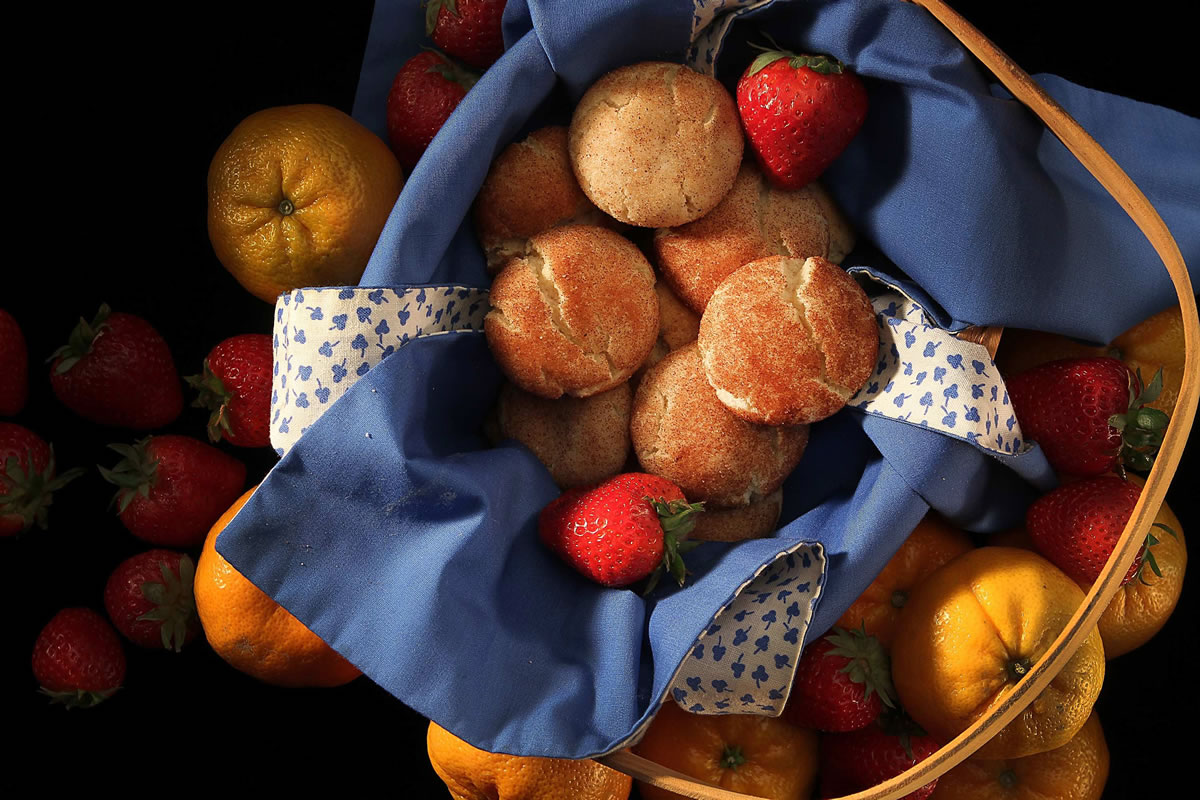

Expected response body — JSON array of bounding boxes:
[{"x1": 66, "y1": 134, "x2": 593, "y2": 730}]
[{"x1": 3, "y1": 1, "x2": 1195, "y2": 795}]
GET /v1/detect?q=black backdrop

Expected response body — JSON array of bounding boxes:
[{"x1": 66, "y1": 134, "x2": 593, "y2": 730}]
[{"x1": 4, "y1": 2, "x2": 1195, "y2": 796}]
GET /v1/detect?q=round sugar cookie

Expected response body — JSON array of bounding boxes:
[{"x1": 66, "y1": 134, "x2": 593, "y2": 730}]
[
  {"x1": 698, "y1": 255, "x2": 877, "y2": 426},
  {"x1": 473, "y1": 126, "x2": 609, "y2": 273},
  {"x1": 690, "y1": 490, "x2": 784, "y2": 542},
  {"x1": 568, "y1": 61, "x2": 743, "y2": 228},
  {"x1": 484, "y1": 225, "x2": 658, "y2": 398},
  {"x1": 631, "y1": 343, "x2": 809, "y2": 508},
  {"x1": 654, "y1": 161, "x2": 855, "y2": 313}
]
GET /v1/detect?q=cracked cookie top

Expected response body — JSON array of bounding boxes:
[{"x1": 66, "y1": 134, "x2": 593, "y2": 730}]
[{"x1": 568, "y1": 61, "x2": 743, "y2": 228}]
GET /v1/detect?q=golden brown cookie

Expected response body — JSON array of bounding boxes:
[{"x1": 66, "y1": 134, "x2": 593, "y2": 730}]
[
  {"x1": 473, "y1": 126, "x2": 609, "y2": 273},
  {"x1": 690, "y1": 490, "x2": 784, "y2": 542},
  {"x1": 492, "y1": 381, "x2": 632, "y2": 489},
  {"x1": 654, "y1": 161, "x2": 855, "y2": 313},
  {"x1": 568, "y1": 62, "x2": 743, "y2": 228},
  {"x1": 631, "y1": 343, "x2": 809, "y2": 508},
  {"x1": 484, "y1": 225, "x2": 658, "y2": 398},
  {"x1": 698, "y1": 255, "x2": 877, "y2": 426}
]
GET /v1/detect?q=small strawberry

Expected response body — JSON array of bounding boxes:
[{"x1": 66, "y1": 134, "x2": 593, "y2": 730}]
[
  {"x1": 538, "y1": 472, "x2": 704, "y2": 591},
  {"x1": 782, "y1": 626, "x2": 895, "y2": 732},
  {"x1": 819, "y1": 712, "x2": 940, "y2": 800},
  {"x1": 1026, "y1": 475, "x2": 1176, "y2": 587},
  {"x1": 386, "y1": 50, "x2": 479, "y2": 171},
  {"x1": 99, "y1": 434, "x2": 247, "y2": 548},
  {"x1": 1006, "y1": 357, "x2": 1168, "y2": 476},
  {"x1": 1, "y1": 422, "x2": 84, "y2": 537},
  {"x1": 48, "y1": 304, "x2": 183, "y2": 429},
  {"x1": 32, "y1": 608, "x2": 126, "y2": 708},
  {"x1": 736, "y1": 40, "x2": 868, "y2": 190},
  {"x1": 426, "y1": 0, "x2": 507, "y2": 70},
  {"x1": 185, "y1": 333, "x2": 273, "y2": 448},
  {"x1": 0, "y1": 308, "x2": 28, "y2": 416},
  {"x1": 103, "y1": 549, "x2": 200, "y2": 652}
]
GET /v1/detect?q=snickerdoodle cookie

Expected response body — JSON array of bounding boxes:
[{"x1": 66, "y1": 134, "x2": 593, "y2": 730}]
[
  {"x1": 689, "y1": 490, "x2": 784, "y2": 542},
  {"x1": 698, "y1": 255, "x2": 876, "y2": 426},
  {"x1": 484, "y1": 224, "x2": 658, "y2": 398},
  {"x1": 568, "y1": 62, "x2": 743, "y2": 228},
  {"x1": 654, "y1": 161, "x2": 855, "y2": 313},
  {"x1": 631, "y1": 343, "x2": 809, "y2": 508},
  {"x1": 473, "y1": 126, "x2": 609, "y2": 273}
]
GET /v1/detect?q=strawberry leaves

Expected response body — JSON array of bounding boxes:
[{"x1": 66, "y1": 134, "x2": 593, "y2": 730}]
[
  {"x1": 48, "y1": 304, "x2": 111, "y2": 375},
  {"x1": 1110, "y1": 367, "x2": 1170, "y2": 473},
  {"x1": 136, "y1": 555, "x2": 197, "y2": 652},
  {"x1": 825, "y1": 625, "x2": 897, "y2": 710},
  {"x1": 98, "y1": 439, "x2": 159, "y2": 514},
  {"x1": 1, "y1": 447, "x2": 84, "y2": 533},
  {"x1": 643, "y1": 498, "x2": 706, "y2": 596}
]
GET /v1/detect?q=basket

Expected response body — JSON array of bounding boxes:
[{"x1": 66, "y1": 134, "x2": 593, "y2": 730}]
[{"x1": 595, "y1": 1, "x2": 1199, "y2": 798}]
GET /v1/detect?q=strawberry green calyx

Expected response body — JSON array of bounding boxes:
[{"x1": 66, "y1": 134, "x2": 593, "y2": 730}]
[
  {"x1": 424, "y1": 0, "x2": 460, "y2": 36},
  {"x1": 1135, "y1": 522, "x2": 1179, "y2": 586},
  {"x1": 185, "y1": 360, "x2": 235, "y2": 443},
  {"x1": 877, "y1": 707, "x2": 930, "y2": 761},
  {"x1": 1, "y1": 449, "x2": 84, "y2": 533},
  {"x1": 825, "y1": 624, "x2": 897, "y2": 709},
  {"x1": 1110, "y1": 367, "x2": 1170, "y2": 473},
  {"x1": 48, "y1": 303, "x2": 112, "y2": 375},
  {"x1": 642, "y1": 498, "x2": 706, "y2": 596},
  {"x1": 747, "y1": 38, "x2": 845, "y2": 77},
  {"x1": 423, "y1": 47, "x2": 481, "y2": 92},
  {"x1": 138, "y1": 555, "x2": 197, "y2": 652},
  {"x1": 39, "y1": 686, "x2": 119, "y2": 709},
  {"x1": 97, "y1": 439, "x2": 159, "y2": 514}
]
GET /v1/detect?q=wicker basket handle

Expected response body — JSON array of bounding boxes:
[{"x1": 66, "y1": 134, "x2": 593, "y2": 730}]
[{"x1": 597, "y1": 1, "x2": 1199, "y2": 798}]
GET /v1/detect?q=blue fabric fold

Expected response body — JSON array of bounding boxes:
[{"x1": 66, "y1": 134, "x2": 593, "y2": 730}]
[{"x1": 217, "y1": 0, "x2": 1198, "y2": 760}]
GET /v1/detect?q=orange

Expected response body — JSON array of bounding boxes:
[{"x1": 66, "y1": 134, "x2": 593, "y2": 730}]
[
  {"x1": 929, "y1": 710, "x2": 1108, "y2": 800},
  {"x1": 194, "y1": 488, "x2": 360, "y2": 687},
  {"x1": 632, "y1": 701, "x2": 818, "y2": 800},
  {"x1": 993, "y1": 328, "x2": 1110, "y2": 378},
  {"x1": 207, "y1": 104, "x2": 404, "y2": 303},
  {"x1": 426, "y1": 721, "x2": 632, "y2": 800},
  {"x1": 1090, "y1": 474, "x2": 1187, "y2": 658},
  {"x1": 836, "y1": 512, "x2": 974, "y2": 648},
  {"x1": 891, "y1": 547, "x2": 1105, "y2": 759},
  {"x1": 1110, "y1": 304, "x2": 1186, "y2": 415}
]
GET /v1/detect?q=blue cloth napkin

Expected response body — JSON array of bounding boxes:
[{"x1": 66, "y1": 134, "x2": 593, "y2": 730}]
[{"x1": 215, "y1": 0, "x2": 1199, "y2": 760}]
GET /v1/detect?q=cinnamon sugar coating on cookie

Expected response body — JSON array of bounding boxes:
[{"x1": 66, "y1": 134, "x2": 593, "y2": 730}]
[
  {"x1": 473, "y1": 126, "x2": 609, "y2": 273},
  {"x1": 492, "y1": 381, "x2": 632, "y2": 488},
  {"x1": 569, "y1": 62, "x2": 743, "y2": 227},
  {"x1": 631, "y1": 343, "x2": 809, "y2": 508},
  {"x1": 690, "y1": 489, "x2": 783, "y2": 542},
  {"x1": 654, "y1": 162, "x2": 855, "y2": 313},
  {"x1": 484, "y1": 225, "x2": 658, "y2": 399},
  {"x1": 698, "y1": 255, "x2": 877, "y2": 426}
]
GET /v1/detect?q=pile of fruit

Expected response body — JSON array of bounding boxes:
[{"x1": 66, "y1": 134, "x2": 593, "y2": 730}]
[{"x1": 4, "y1": 2, "x2": 1191, "y2": 799}]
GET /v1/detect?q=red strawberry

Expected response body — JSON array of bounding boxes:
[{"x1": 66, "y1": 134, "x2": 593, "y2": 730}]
[
  {"x1": 99, "y1": 434, "x2": 246, "y2": 548},
  {"x1": 782, "y1": 626, "x2": 895, "y2": 732},
  {"x1": 603, "y1": 472, "x2": 688, "y2": 506},
  {"x1": 736, "y1": 43, "x2": 868, "y2": 190},
  {"x1": 538, "y1": 473, "x2": 704, "y2": 590},
  {"x1": 386, "y1": 50, "x2": 479, "y2": 171},
  {"x1": 426, "y1": 0, "x2": 507, "y2": 70},
  {"x1": 819, "y1": 714, "x2": 940, "y2": 800},
  {"x1": 185, "y1": 333, "x2": 273, "y2": 448},
  {"x1": 0, "y1": 308, "x2": 28, "y2": 416},
  {"x1": 32, "y1": 608, "x2": 126, "y2": 708},
  {"x1": 1, "y1": 423, "x2": 84, "y2": 537},
  {"x1": 1006, "y1": 357, "x2": 1168, "y2": 476},
  {"x1": 1026, "y1": 475, "x2": 1174, "y2": 587},
  {"x1": 103, "y1": 549, "x2": 200, "y2": 651},
  {"x1": 49, "y1": 304, "x2": 183, "y2": 429}
]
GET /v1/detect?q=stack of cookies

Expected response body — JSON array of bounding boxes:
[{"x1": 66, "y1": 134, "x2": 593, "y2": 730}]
[{"x1": 479, "y1": 61, "x2": 878, "y2": 542}]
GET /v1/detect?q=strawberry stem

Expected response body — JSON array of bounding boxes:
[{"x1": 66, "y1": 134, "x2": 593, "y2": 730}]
[{"x1": 1112, "y1": 366, "x2": 1170, "y2": 472}]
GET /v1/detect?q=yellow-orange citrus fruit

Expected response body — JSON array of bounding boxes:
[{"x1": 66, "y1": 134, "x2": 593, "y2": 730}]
[
  {"x1": 194, "y1": 488, "x2": 360, "y2": 687},
  {"x1": 1090, "y1": 474, "x2": 1187, "y2": 658},
  {"x1": 632, "y1": 701, "x2": 818, "y2": 800},
  {"x1": 426, "y1": 721, "x2": 632, "y2": 800},
  {"x1": 207, "y1": 104, "x2": 404, "y2": 303},
  {"x1": 929, "y1": 710, "x2": 1108, "y2": 800},
  {"x1": 1110, "y1": 304, "x2": 1186, "y2": 415},
  {"x1": 993, "y1": 328, "x2": 1109, "y2": 379},
  {"x1": 837, "y1": 512, "x2": 974, "y2": 648},
  {"x1": 891, "y1": 547, "x2": 1104, "y2": 759}
]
